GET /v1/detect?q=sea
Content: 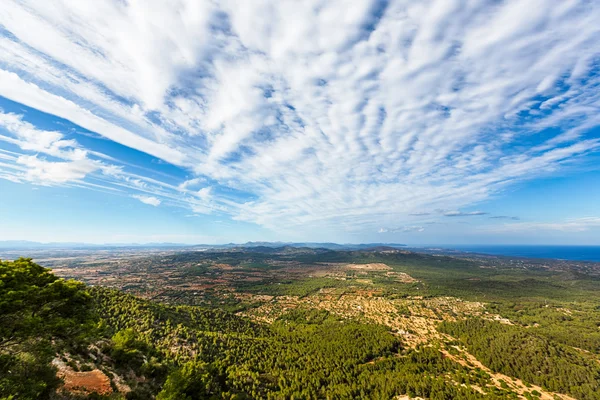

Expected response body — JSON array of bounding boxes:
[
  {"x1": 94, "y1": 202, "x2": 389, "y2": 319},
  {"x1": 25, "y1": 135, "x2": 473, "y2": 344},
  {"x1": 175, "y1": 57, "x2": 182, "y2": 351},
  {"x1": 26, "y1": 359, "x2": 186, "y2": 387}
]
[{"x1": 432, "y1": 245, "x2": 600, "y2": 263}]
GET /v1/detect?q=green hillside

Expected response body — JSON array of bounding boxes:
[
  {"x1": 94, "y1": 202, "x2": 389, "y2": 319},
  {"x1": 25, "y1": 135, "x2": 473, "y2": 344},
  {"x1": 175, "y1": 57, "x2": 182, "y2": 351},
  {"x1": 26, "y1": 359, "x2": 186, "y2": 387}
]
[{"x1": 2, "y1": 255, "x2": 600, "y2": 399}]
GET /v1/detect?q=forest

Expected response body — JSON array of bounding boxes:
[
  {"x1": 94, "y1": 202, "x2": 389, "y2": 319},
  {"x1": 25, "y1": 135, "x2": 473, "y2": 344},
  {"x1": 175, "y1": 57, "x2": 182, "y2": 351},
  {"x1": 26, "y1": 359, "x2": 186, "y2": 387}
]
[
  {"x1": 2, "y1": 252, "x2": 600, "y2": 399},
  {"x1": 438, "y1": 318, "x2": 600, "y2": 399}
]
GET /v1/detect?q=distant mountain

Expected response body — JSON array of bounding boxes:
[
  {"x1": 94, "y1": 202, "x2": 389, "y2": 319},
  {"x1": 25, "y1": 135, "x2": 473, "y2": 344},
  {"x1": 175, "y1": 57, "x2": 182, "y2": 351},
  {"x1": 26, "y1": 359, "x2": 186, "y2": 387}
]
[
  {"x1": 0, "y1": 240, "x2": 90, "y2": 249},
  {"x1": 0, "y1": 240, "x2": 406, "y2": 251},
  {"x1": 0, "y1": 241, "x2": 194, "y2": 249},
  {"x1": 232, "y1": 242, "x2": 406, "y2": 250}
]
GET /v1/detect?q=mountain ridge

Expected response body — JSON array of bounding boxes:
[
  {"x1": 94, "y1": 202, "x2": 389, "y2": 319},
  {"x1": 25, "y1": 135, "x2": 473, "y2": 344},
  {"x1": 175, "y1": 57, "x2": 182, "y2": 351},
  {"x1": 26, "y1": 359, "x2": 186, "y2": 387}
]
[{"x1": 0, "y1": 240, "x2": 406, "y2": 250}]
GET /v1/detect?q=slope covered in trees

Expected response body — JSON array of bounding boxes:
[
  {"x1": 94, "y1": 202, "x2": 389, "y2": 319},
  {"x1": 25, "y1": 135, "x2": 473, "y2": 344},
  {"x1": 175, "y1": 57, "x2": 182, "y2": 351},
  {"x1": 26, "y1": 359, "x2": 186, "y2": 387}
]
[
  {"x1": 0, "y1": 258, "x2": 505, "y2": 399},
  {"x1": 94, "y1": 290, "x2": 495, "y2": 399},
  {"x1": 0, "y1": 258, "x2": 93, "y2": 399},
  {"x1": 3, "y1": 255, "x2": 600, "y2": 399},
  {"x1": 439, "y1": 319, "x2": 600, "y2": 399}
]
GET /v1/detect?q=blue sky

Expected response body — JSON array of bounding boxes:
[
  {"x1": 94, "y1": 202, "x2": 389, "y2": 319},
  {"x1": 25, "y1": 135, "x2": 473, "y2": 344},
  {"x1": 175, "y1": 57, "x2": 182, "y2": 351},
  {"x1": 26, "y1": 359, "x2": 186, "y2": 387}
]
[{"x1": 0, "y1": 0, "x2": 599, "y2": 245}]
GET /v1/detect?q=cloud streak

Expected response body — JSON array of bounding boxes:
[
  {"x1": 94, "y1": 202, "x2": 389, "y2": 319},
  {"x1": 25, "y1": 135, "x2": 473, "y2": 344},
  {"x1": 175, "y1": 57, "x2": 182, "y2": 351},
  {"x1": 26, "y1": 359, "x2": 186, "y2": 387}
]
[
  {"x1": 443, "y1": 211, "x2": 488, "y2": 217},
  {"x1": 0, "y1": 0, "x2": 599, "y2": 237},
  {"x1": 132, "y1": 195, "x2": 161, "y2": 207},
  {"x1": 486, "y1": 217, "x2": 600, "y2": 233},
  {"x1": 379, "y1": 226, "x2": 425, "y2": 233},
  {"x1": 490, "y1": 216, "x2": 520, "y2": 221}
]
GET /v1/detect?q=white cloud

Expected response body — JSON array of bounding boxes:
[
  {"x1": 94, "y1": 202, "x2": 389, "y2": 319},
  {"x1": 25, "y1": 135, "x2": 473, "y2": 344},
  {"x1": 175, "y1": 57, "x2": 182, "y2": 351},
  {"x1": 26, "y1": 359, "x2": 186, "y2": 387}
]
[
  {"x1": 196, "y1": 187, "x2": 212, "y2": 201},
  {"x1": 0, "y1": 110, "x2": 144, "y2": 187},
  {"x1": 132, "y1": 194, "x2": 161, "y2": 207},
  {"x1": 16, "y1": 154, "x2": 99, "y2": 184},
  {"x1": 0, "y1": 0, "x2": 599, "y2": 236},
  {"x1": 0, "y1": 70, "x2": 187, "y2": 165},
  {"x1": 0, "y1": 110, "x2": 79, "y2": 159},
  {"x1": 443, "y1": 210, "x2": 488, "y2": 217},
  {"x1": 0, "y1": 110, "x2": 109, "y2": 184},
  {"x1": 178, "y1": 178, "x2": 206, "y2": 191},
  {"x1": 379, "y1": 226, "x2": 425, "y2": 233},
  {"x1": 486, "y1": 217, "x2": 600, "y2": 233}
]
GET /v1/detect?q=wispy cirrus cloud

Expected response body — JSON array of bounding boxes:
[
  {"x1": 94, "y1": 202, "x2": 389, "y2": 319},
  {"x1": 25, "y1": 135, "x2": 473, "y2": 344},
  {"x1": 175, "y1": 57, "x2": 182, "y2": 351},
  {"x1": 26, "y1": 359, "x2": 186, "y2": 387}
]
[
  {"x1": 0, "y1": 0, "x2": 599, "y2": 237},
  {"x1": 0, "y1": 109, "x2": 104, "y2": 184},
  {"x1": 486, "y1": 217, "x2": 600, "y2": 233},
  {"x1": 443, "y1": 210, "x2": 488, "y2": 217},
  {"x1": 16, "y1": 154, "x2": 100, "y2": 184},
  {"x1": 379, "y1": 226, "x2": 425, "y2": 233},
  {"x1": 132, "y1": 194, "x2": 161, "y2": 207}
]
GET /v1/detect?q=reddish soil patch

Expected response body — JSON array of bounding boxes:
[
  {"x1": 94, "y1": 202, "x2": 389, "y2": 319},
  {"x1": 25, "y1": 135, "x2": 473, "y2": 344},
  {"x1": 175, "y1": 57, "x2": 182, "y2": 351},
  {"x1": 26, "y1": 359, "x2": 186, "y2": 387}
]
[
  {"x1": 54, "y1": 359, "x2": 113, "y2": 396},
  {"x1": 61, "y1": 369, "x2": 112, "y2": 395}
]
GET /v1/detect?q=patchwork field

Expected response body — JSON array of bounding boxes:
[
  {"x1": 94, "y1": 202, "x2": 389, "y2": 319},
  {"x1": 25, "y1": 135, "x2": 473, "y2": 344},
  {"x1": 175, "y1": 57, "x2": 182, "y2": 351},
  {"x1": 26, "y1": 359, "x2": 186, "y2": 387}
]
[{"x1": 9, "y1": 246, "x2": 600, "y2": 399}]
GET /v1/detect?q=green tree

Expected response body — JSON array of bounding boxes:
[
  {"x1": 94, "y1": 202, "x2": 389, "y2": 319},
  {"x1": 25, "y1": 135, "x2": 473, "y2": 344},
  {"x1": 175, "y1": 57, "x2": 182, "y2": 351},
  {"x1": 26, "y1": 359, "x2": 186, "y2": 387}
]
[
  {"x1": 0, "y1": 258, "x2": 93, "y2": 399},
  {"x1": 0, "y1": 258, "x2": 91, "y2": 347},
  {"x1": 111, "y1": 328, "x2": 147, "y2": 367},
  {"x1": 157, "y1": 361, "x2": 226, "y2": 400}
]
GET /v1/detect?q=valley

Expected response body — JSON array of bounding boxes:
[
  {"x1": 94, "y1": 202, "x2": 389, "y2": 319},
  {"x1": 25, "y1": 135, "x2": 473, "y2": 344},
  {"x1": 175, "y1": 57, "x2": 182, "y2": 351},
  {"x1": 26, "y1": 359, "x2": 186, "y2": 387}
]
[{"x1": 3, "y1": 247, "x2": 600, "y2": 399}]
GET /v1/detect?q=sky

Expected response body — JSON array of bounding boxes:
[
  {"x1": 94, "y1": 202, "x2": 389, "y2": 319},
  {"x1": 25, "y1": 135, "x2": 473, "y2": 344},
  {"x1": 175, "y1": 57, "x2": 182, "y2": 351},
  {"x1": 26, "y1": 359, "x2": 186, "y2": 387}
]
[{"x1": 0, "y1": 0, "x2": 599, "y2": 245}]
